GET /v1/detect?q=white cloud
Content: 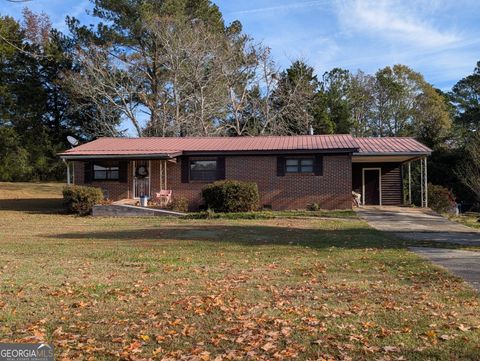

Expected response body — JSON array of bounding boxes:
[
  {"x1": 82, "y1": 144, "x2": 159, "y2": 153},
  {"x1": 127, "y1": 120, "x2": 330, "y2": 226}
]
[
  {"x1": 228, "y1": 1, "x2": 329, "y2": 15},
  {"x1": 335, "y1": 0, "x2": 460, "y2": 47}
]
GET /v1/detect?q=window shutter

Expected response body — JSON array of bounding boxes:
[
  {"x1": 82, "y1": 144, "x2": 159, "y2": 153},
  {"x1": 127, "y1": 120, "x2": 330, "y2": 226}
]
[
  {"x1": 84, "y1": 161, "x2": 93, "y2": 183},
  {"x1": 277, "y1": 156, "x2": 285, "y2": 176},
  {"x1": 314, "y1": 155, "x2": 323, "y2": 176},
  {"x1": 181, "y1": 156, "x2": 189, "y2": 183},
  {"x1": 119, "y1": 161, "x2": 128, "y2": 183},
  {"x1": 216, "y1": 156, "x2": 226, "y2": 180}
]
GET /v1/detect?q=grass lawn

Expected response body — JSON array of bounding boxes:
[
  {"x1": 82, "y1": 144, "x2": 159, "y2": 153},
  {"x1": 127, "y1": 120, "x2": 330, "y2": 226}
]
[
  {"x1": 449, "y1": 214, "x2": 480, "y2": 230},
  {"x1": 0, "y1": 183, "x2": 479, "y2": 360}
]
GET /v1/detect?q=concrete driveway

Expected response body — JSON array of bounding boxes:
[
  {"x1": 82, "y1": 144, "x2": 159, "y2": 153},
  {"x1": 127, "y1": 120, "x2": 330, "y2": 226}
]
[
  {"x1": 411, "y1": 247, "x2": 480, "y2": 292},
  {"x1": 356, "y1": 206, "x2": 480, "y2": 246},
  {"x1": 356, "y1": 206, "x2": 480, "y2": 292}
]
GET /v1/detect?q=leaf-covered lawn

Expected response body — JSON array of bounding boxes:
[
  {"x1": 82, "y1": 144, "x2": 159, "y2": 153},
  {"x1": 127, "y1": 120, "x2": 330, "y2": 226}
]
[{"x1": 0, "y1": 183, "x2": 479, "y2": 360}]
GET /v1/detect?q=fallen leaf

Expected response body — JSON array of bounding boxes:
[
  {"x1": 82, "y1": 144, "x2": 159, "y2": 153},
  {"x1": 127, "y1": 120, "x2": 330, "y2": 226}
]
[
  {"x1": 383, "y1": 345, "x2": 399, "y2": 353},
  {"x1": 261, "y1": 342, "x2": 276, "y2": 352}
]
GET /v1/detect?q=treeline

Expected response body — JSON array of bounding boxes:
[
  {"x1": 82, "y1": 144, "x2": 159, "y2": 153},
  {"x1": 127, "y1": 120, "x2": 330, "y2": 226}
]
[{"x1": 0, "y1": 1, "x2": 479, "y2": 204}]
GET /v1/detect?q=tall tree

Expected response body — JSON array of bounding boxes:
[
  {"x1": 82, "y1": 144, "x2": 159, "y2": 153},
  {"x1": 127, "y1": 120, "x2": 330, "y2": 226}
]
[
  {"x1": 456, "y1": 133, "x2": 480, "y2": 202},
  {"x1": 67, "y1": 0, "x2": 229, "y2": 136},
  {"x1": 372, "y1": 65, "x2": 421, "y2": 137},
  {"x1": 449, "y1": 60, "x2": 480, "y2": 145},
  {"x1": 273, "y1": 60, "x2": 334, "y2": 135},
  {"x1": 369, "y1": 65, "x2": 451, "y2": 149},
  {"x1": 413, "y1": 86, "x2": 451, "y2": 149},
  {"x1": 348, "y1": 70, "x2": 375, "y2": 137},
  {"x1": 320, "y1": 68, "x2": 351, "y2": 134},
  {"x1": 0, "y1": 11, "x2": 94, "y2": 180}
]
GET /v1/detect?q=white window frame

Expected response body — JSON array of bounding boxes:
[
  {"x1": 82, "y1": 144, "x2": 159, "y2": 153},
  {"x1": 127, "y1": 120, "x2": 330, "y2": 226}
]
[{"x1": 362, "y1": 167, "x2": 382, "y2": 206}]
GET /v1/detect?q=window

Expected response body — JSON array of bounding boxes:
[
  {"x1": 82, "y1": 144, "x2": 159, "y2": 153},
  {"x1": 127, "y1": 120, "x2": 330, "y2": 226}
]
[
  {"x1": 285, "y1": 158, "x2": 314, "y2": 173},
  {"x1": 93, "y1": 161, "x2": 120, "y2": 180},
  {"x1": 190, "y1": 160, "x2": 217, "y2": 181}
]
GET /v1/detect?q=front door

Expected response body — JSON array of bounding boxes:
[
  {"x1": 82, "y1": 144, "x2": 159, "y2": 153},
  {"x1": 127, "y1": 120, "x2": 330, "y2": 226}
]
[
  {"x1": 363, "y1": 169, "x2": 381, "y2": 205},
  {"x1": 133, "y1": 160, "x2": 151, "y2": 198}
]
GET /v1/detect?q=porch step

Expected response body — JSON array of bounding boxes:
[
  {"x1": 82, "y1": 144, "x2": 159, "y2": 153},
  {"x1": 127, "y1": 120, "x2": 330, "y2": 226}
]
[{"x1": 92, "y1": 204, "x2": 185, "y2": 217}]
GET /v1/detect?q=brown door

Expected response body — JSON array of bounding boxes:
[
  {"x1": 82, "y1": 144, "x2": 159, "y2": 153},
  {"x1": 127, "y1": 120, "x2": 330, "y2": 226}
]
[{"x1": 364, "y1": 169, "x2": 380, "y2": 205}]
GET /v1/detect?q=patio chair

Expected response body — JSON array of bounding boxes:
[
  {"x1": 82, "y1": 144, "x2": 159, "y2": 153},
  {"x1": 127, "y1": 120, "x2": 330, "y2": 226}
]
[
  {"x1": 352, "y1": 191, "x2": 361, "y2": 207},
  {"x1": 155, "y1": 190, "x2": 172, "y2": 207}
]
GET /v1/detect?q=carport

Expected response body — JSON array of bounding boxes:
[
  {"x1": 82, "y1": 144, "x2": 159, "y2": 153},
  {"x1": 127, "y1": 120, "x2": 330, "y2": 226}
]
[{"x1": 352, "y1": 138, "x2": 431, "y2": 207}]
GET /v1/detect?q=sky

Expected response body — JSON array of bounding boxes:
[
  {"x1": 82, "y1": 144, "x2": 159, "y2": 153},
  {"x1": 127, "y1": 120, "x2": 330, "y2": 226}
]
[{"x1": 1, "y1": 0, "x2": 479, "y2": 90}]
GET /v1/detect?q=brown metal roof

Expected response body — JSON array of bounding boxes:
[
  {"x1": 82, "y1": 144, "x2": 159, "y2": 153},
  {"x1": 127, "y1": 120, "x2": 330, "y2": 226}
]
[
  {"x1": 355, "y1": 137, "x2": 431, "y2": 154},
  {"x1": 59, "y1": 135, "x2": 359, "y2": 158},
  {"x1": 58, "y1": 135, "x2": 431, "y2": 159}
]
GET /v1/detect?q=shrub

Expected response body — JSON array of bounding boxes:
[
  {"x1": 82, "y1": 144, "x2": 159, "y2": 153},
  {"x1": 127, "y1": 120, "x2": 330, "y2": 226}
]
[
  {"x1": 306, "y1": 202, "x2": 320, "y2": 211},
  {"x1": 428, "y1": 183, "x2": 456, "y2": 213},
  {"x1": 202, "y1": 180, "x2": 260, "y2": 212},
  {"x1": 167, "y1": 197, "x2": 189, "y2": 212},
  {"x1": 62, "y1": 185, "x2": 104, "y2": 215}
]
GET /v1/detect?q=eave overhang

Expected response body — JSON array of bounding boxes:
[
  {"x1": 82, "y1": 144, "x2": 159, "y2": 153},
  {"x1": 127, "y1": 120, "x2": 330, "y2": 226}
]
[
  {"x1": 58, "y1": 152, "x2": 183, "y2": 160},
  {"x1": 182, "y1": 148, "x2": 358, "y2": 156},
  {"x1": 352, "y1": 151, "x2": 431, "y2": 163}
]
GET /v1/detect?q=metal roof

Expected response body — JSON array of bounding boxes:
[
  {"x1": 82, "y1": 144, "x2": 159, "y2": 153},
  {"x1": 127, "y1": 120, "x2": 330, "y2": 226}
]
[
  {"x1": 354, "y1": 137, "x2": 431, "y2": 155},
  {"x1": 58, "y1": 135, "x2": 359, "y2": 158},
  {"x1": 58, "y1": 135, "x2": 431, "y2": 159}
]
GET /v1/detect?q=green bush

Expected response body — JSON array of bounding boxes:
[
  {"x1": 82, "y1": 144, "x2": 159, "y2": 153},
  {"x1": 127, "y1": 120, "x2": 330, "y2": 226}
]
[
  {"x1": 167, "y1": 197, "x2": 189, "y2": 212},
  {"x1": 428, "y1": 183, "x2": 456, "y2": 213},
  {"x1": 202, "y1": 180, "x2": 260, "y2": 212},
  {"x1": 62, "y1": 185, "x2": 104, "y2": 215}
]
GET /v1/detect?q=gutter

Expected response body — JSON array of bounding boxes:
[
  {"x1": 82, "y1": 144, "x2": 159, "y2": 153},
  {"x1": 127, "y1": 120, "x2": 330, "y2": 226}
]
[
  {"x1": 59, "y1": 150, "x2": 431, "y2": 160},
  {"x1": 58, "y1": 148, "x2": 360, "y2": 159}
]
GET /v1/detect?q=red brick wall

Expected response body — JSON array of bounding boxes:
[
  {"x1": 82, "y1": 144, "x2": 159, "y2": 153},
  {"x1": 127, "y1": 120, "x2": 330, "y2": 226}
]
[
  {"x1": 74, "y1": 160, "x2": 168, "y2": 201},
  {"x1": 73, "y1": 161, "x2": 132, "y2": 200},
  {"x1": 73, "y1": 154, "x2": 353, "y2": 210},
  {"x1": 167, "y1": 154, "x2": 352, "y2": 210}
]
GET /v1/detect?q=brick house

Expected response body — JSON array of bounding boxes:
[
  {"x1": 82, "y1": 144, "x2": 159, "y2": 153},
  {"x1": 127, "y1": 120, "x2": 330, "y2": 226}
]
[{"x1": 58, "y1": 135, "x2": 431, "y2": 210}]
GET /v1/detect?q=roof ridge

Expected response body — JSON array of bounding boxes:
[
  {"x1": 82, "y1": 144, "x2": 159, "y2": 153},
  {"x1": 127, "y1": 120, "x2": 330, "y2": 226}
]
[{"x1": 94, "y1": 134, "x2": 354, "y2": 140}]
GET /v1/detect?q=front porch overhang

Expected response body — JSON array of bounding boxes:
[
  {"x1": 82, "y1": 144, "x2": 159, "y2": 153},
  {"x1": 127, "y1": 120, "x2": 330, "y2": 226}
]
[{"x1": 59, "y1": 152, "x2": 182, "y2": 161}]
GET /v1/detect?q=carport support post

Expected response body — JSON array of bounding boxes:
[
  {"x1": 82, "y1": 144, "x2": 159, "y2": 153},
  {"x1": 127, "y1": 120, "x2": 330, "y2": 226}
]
[
  {"x1": 420, "y1": 159, "x2": 424, "y2": 207},
  {"x1": 164, "y1": 161, "x2": 167, "y2": 190},
  {"x1": 424, "y1": 157, "x2": 428, "y2": 208},
  {"x1": 159, "y1": 160, "x2": 163, "y2": 191},
  {"x1": 66, "y1": 161, "x2": 71, "y2": 186},
  {"x1": 408, "y1": 162, "x2": 412, "y2": 205}
]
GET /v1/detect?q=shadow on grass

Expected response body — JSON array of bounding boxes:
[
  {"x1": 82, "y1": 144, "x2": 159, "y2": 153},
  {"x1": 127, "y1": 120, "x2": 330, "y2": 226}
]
[
  {"x1": 46, "y1": 225, "x2": 464, "y2": 289},
  {"x1": 47, "y1": 223, "x2": 409, "y2": 250},
  {"x1": 0, "y1": 198, "x2": 65, "y2": 214},
  {"x1": 390, "y1": 230, "x2": 480, "y2": 247}
]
